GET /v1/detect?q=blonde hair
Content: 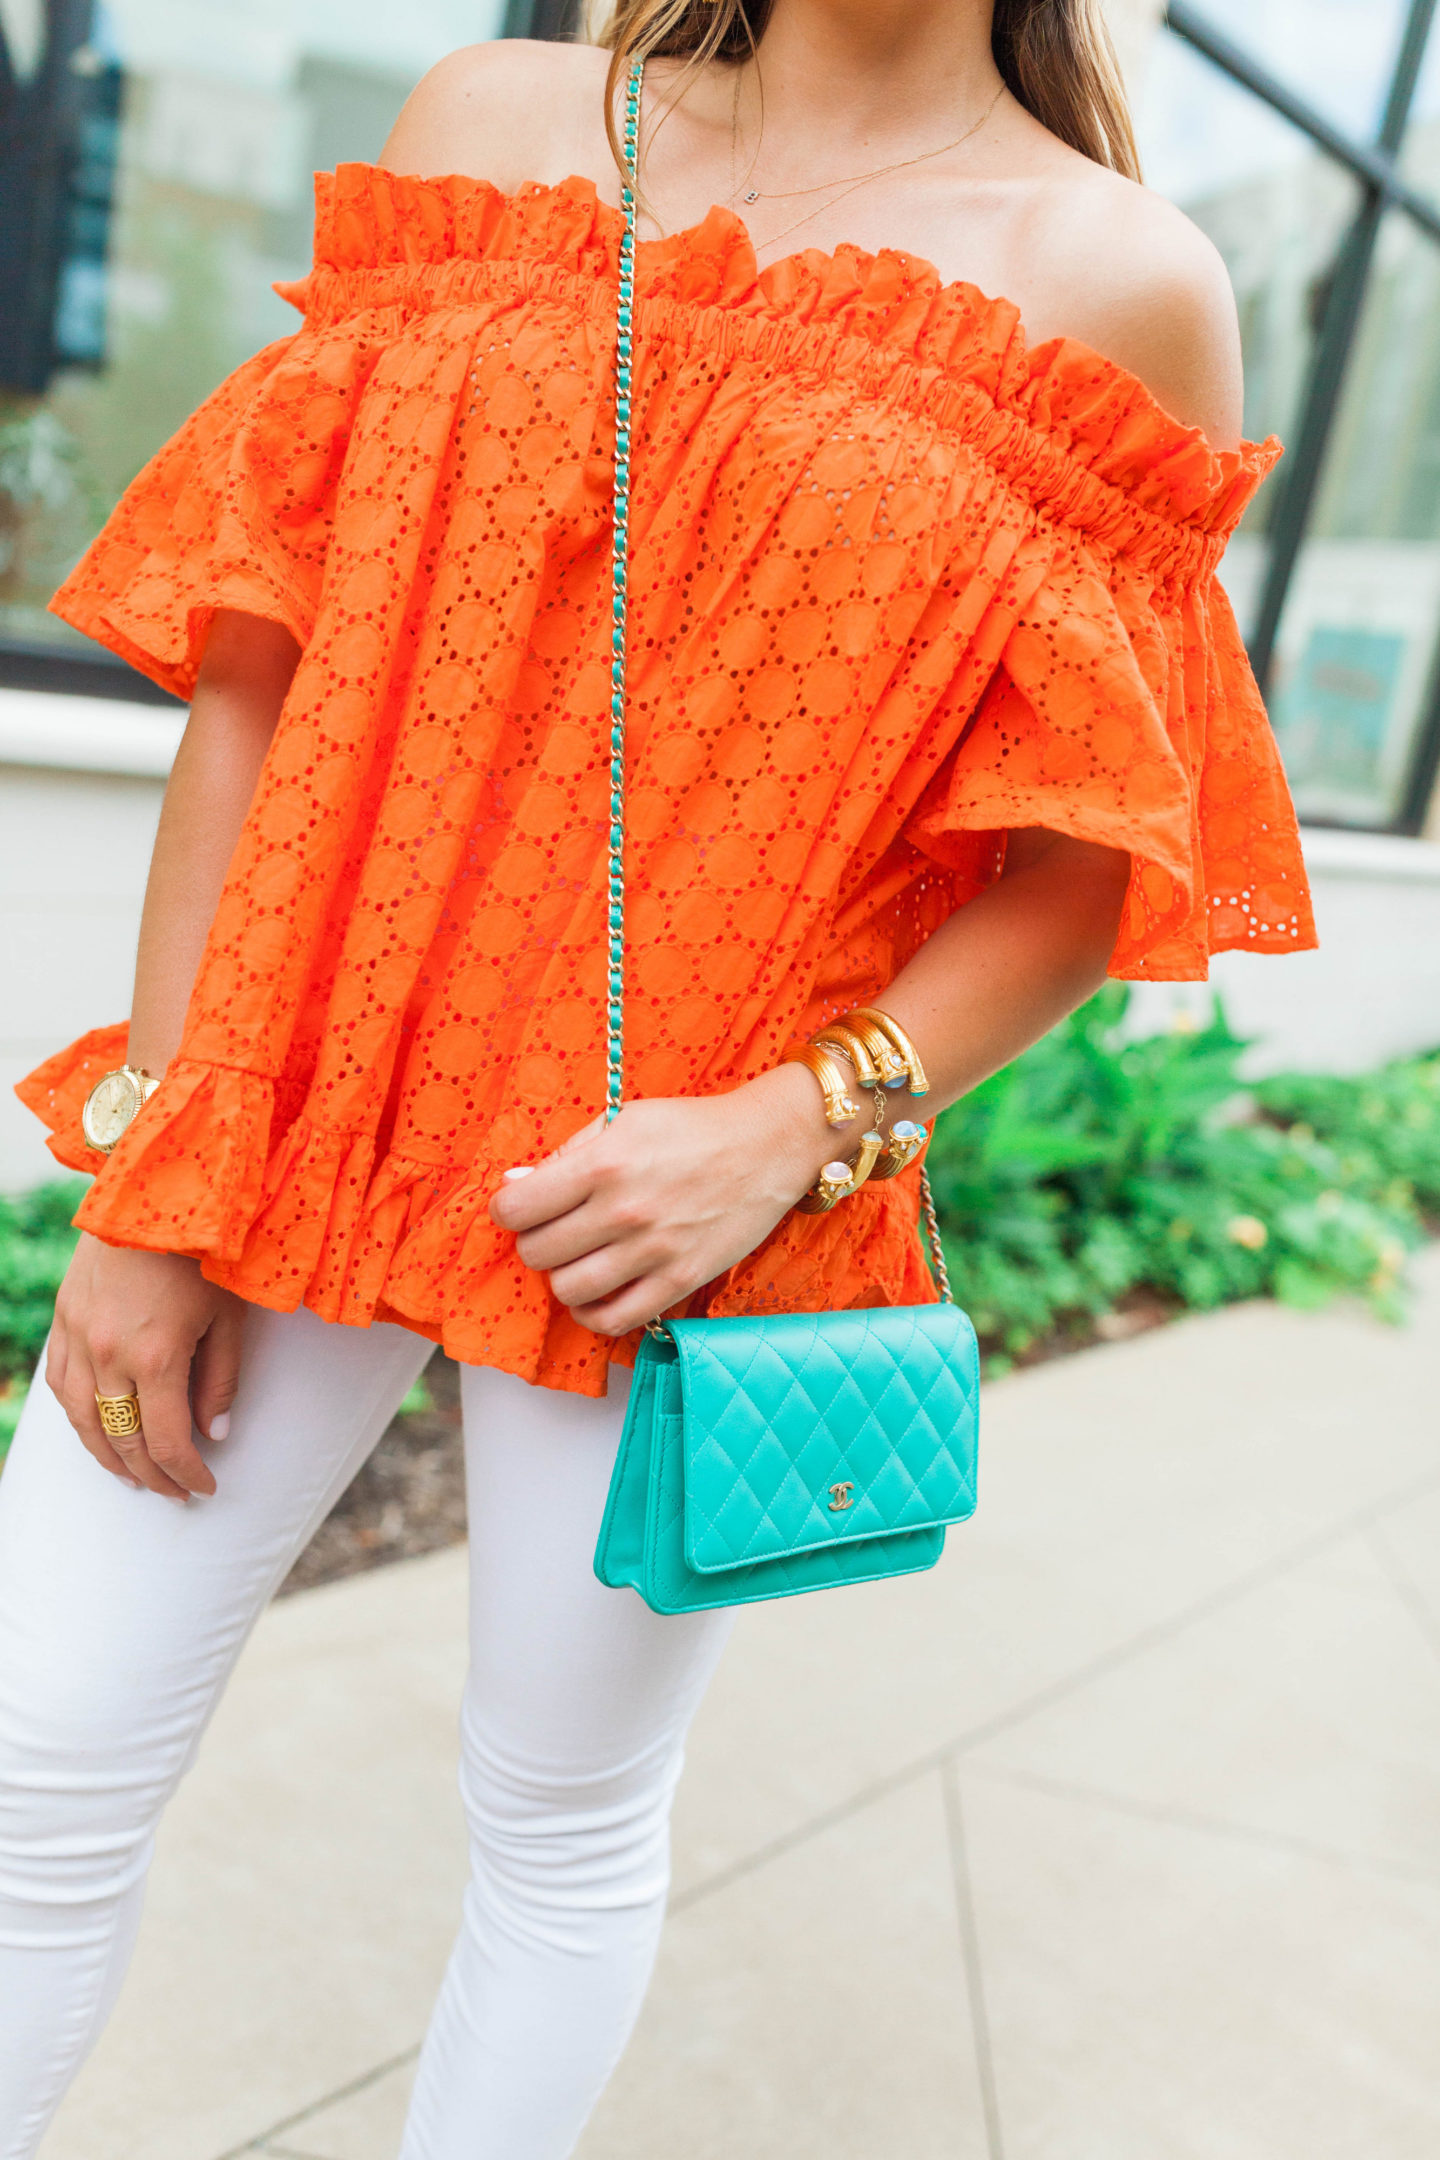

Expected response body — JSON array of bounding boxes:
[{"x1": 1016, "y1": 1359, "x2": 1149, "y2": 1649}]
[{"x1": 586, "y1": 0, "x2": 1142, "y2": 187}]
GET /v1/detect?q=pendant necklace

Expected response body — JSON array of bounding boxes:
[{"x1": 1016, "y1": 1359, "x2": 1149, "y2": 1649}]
[{"x1": 727, "y1": 79, "x2": 1007, "y2": 257}]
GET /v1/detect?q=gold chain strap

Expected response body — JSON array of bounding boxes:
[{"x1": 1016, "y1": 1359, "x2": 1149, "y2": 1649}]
[{"x1": 607, "y1": 56, "x2": 951, "y2": 1306}]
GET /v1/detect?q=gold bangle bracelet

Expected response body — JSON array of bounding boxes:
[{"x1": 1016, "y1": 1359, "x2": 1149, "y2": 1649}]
[
  {"x1": 795, "y1": 1126, "x2": 886, "y2": 1212},
  {"x1": 811, "y1": 1029, "x2": 888, "y2": 1132},
  {"x1": 847, "y1": 1125, "x2": 886, "y2": 1189},
  {"x1": 867, "y1": 1118, "x2": 928, "y2": 1181},
  {"x1": 794, "y1": 1164, "x2": 852, "y2": 1214},
  {"x1": 845, "y1": 1006, "x2": 931, "y2": 1098},
  {"x1": 832, "y1": 1013, "x2": 908, "y2": 1089},
  {"x1": 783, "y1": 1043, "x2": 860, "y2": 1129},
  {"x1": 812, "y1": 1024, "x2": 882, "y2": 1090}
]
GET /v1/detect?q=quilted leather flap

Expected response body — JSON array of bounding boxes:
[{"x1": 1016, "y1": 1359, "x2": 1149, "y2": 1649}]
[{"x1": 666, "y1": 1305, "x2": 979, "y2": 1576}]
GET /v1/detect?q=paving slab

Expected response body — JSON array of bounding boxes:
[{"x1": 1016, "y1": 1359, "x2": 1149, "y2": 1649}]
[
  {"x1": 35, "y1": 1249, "x2": 1440, "y2": 2160},
  {"x1": 252, "y1": 2059, "x2": 419, "y2": 2160},
  {"x1": 966, "y1": 1546, "x2": 1440, "y2": 1880},
  {"x1": 956, "y1": 1770, "x2": 1440, "y2": 2160},
  {"x1": 1372, "y1": 1486, "x2": 1440, "y2": 1647},
  {"x1": 39, "y1": 1553, "x2": 472, "y2": 2160},
  {"x1": 670, "y1": 1257, "x2": 1440, "y2": 1893},
  {"x1": 576, "y1": 1772, "x2": 988, "y2": 2160}
]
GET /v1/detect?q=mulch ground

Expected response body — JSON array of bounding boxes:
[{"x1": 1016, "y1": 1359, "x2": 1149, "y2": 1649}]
[{"x1": 278, "y1": 1353, "x2": 468, "y2": 1596}]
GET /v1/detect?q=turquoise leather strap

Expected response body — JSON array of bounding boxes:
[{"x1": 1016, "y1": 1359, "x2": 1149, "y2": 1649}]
[{"x1": 605, "y1": 59, "x2": 640, "y2": 1126}]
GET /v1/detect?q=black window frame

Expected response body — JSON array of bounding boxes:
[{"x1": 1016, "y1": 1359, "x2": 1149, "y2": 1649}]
[
  {"x1": 9, "y1": 0, "x2": 1440, "y2": 829},
  {"x1": 1165, "y1": 0, "x2": 1440, "y2": 835}
]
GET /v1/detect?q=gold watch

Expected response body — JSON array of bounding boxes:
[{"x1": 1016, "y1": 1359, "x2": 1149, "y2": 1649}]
[{"x1": 80, "y1": 1065, "x2": 160, "y2": 1155}]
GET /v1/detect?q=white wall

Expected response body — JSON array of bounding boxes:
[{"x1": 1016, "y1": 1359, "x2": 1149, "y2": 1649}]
[
  {"x1": 5, "y1": 685, "x2": 1440, "y2": 1191},
  {"x1": 1101, "y1": 0, "x2": 1167, "y2": 92},
  {"x1": 1127, "y1": 827, "x2": 1440, "y2": 1075},
  {"x1": 1, "y1": 693, "x2": 181, "y2": 1191}
]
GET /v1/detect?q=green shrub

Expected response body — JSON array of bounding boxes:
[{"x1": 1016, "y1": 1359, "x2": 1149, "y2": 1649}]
[
  {"x1": 928, "y1": 986, "x2": 1440, "y2": 1368},
  {"x1": 0, "y1": 1180, "x2": 86, "y2": 1455}
]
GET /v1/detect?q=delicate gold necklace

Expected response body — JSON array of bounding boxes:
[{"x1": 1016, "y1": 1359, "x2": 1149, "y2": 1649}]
[{"x1": 727, "y1": 79, "x2": 1007, "y2": 257}]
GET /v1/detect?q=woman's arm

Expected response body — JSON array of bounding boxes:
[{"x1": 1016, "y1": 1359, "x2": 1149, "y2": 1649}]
[
  {"x1": 49, "y1": 611, "x2": 300, "y2": 1500},
  {"x1": 127, "y1": 611, "x2": 302, "y2": 1070},
  {"x1": 491, "y1": 829, "x2": 1131, "y2": 1336}
]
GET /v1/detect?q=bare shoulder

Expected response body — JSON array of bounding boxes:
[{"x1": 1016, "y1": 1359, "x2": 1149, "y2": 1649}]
[
  {"x1": 380, "y1": 39, "x2": 613, "y2": 194},
  {"x1": 1017, "y1": 150, "x2": 1244, "y2": 452}
]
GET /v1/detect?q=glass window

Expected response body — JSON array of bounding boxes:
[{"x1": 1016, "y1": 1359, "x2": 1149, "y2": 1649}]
[
  {"x1": 1169, "y1": 0, "x2": 1413, "y2": 142},
  {"x1": 1266, "y1": 209, "x2": 1440, "y2": 825},
  {"x1": 1399, "y1": 17, "x2": 1440, "y2": 202},
  {"x1": 0, "y1": 0, "x2": 504, "y2": 658},
  {"x1": 1135, "y1": 29, "x2": 1361, "y2": 638}
]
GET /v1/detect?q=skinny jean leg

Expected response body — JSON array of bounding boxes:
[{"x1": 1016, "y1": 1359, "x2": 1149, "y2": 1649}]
[
  {"x1": 0, "y1": 1303, "x2": 431, "y2": 2160},
  {"x1": 399, "y1": 1363, "x2": 735, "y2": 2160}
]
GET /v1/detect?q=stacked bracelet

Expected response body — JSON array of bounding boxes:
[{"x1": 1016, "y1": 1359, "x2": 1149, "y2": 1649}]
[
  {"x1": 787, "y1": 1004, "x2": 933, "y2": 1213},
  {"x1": 814, "y1": 1017, "x2": 903, "y2": 1090},
  {"x1": 869, "y1": 1117, "x2": 928, "y2": 1181},
  {"x1": 781, "y1": 1042, "x2": 860, "y2": 1128},
  {"x1": 794, "y1": 1124, "x2": 887, "y2": 1215},
  {"x1": 847, "y1": 1007, "x2": 930, "y2": 1097}
]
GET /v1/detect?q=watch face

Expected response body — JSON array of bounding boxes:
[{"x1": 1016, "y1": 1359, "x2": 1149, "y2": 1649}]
[{"x1": 82, "y1": 1069, "x2": 143, "y2": 1154}]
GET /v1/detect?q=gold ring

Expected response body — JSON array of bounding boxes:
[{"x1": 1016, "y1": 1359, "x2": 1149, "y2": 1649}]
[{"x1": 95, "y1": 1392, "x2": 142, "y2": 1439}]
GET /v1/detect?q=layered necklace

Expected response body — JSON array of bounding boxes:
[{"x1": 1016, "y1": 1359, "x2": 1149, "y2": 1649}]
[{"x1": 724, "y1": 72, "x2": 1008, "y2": 257}]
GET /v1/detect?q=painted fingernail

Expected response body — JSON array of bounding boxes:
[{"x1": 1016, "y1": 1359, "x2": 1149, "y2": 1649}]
[
  {"x1": 503, "y1": 1165, "x2": 535, "y2": 1180},
  {"x1": 209, "y1": 1412, "x2": 231, "y2": 1440}
]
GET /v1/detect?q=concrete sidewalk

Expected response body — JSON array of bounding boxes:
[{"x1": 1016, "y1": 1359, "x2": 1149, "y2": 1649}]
[{"x1": 42, "y1": 1253, "x2": 1440, "y2": 2160}]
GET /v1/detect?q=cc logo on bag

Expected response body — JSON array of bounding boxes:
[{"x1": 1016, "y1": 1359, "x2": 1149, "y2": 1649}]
[{"x1": 827, "y1": 1481, "x2": 856, "y2": 1512}]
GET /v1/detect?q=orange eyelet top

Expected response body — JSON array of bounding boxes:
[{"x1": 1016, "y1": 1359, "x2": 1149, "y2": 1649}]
[{"x1": 18, "y1": 167, "x2": 1316, "y2": 1394}]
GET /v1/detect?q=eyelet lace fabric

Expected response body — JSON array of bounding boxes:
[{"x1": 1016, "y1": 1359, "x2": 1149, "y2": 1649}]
[{"x1": 20, "y1": 167, "x2": 1316, "y2": 1393}]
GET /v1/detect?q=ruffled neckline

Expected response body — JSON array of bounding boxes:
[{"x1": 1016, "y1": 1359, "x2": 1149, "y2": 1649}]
[{"x1": 301, "y1": 163, "x2": 1281, "y2": 540}]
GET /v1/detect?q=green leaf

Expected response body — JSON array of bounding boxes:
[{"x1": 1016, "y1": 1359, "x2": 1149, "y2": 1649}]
[
  {"x1": 0, "y1": 1181, "x2": 86, "y2": 1386},
  {"x1": 928, "y1": 999, "x2": 1440, "y2": 1358}
]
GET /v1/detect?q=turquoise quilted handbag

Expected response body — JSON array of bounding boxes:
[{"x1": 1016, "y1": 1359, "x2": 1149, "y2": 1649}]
[
  {"x1": 591, "y1": 60, "x2": 980, "y2": 1615},
  {"x1": 594, "y1": 1307, "x2": 979, "y2": 1613}
]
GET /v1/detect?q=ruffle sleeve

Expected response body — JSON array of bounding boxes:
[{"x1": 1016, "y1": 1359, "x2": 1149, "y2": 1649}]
[
  {"x1": 48, "y1": 322, "x2": 376, "y2": 699},
  {"x1": 14, "y1": 1023, "x2": 129, "y2": 1174},
  {"x1": 906, "y1": 457, "x2": 1313, "y2": 980},
  {"x1": 45, "y1": 164, "x2": 633, "y2": 702}
]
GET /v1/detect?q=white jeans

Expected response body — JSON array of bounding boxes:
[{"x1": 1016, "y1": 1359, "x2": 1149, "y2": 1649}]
[{"x1": 0, "y1": 1303, "x2": 734, "y2": 2160}]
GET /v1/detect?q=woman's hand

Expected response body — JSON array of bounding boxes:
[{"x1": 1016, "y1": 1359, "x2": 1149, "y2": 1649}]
[
  {"x1": 47, "y1": 1235, "x2": 245, "y2": 1499},
  {"x1": 489, "y1": 1065, "x2": 847, "y2": 1336},
  {"x1": 42, "y1": 611, "x2": 296, "y2": 1502}
]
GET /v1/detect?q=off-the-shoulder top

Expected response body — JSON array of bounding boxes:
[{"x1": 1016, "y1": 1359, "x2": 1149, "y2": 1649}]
[{"x1": 19, "y1": 166, "x2": 1316, "y2": 1394}]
